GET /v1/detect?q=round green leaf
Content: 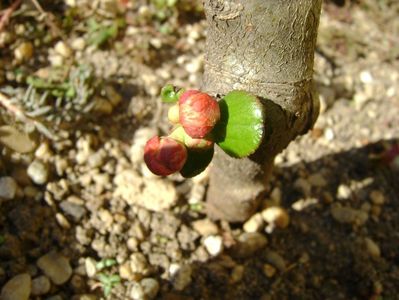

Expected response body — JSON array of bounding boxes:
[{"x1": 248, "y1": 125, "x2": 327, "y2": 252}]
[
  {"x1": 180, "y1": 147, "x2": 214, "y2": 178},
  {"x1": 213, "y1": 90, "x2": 264, "y2": 158}
]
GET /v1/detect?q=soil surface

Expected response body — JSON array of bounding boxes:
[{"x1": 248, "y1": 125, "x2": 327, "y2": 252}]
[{"x1": 0, "y1": 0, "x2": 398, "y2": 299}]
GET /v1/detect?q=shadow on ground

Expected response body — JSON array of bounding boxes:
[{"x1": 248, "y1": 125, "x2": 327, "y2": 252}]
[{"x1": 167, "y1": 139, "x2": 399, "y2": 300}]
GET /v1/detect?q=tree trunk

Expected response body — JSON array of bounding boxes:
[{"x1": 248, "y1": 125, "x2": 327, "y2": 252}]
[{"x1": 202, "y1": 0, "x2": 322, "y2": 222}]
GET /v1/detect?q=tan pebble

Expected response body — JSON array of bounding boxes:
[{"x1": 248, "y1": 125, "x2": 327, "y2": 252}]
[
  {"x1": 261, "y1": 207, "x2": 290, "y2": 228},
  {"x1": 370, "y1": 205, "x2": 382, "y2": 218},
  {"x1": 370, "y1": 190, "x2": 385, "y2": 205},
  {"x1": 14, "y1": 42, "x2": 33, "y2": 61},
  {"x1": 364, "y1": 238, "x2": 381, "y2": 258},
  {"x1": 56, "y1": 213, "x2": 71, "y2": 229},
  {"x1": 84, "y1": 257, "x2": 97, "y2": 278},
  {"x1": 263, "y1": 264, "x2": 277, "y2": 278},
  {"x1": 54, "y1": 41, "x2": 72, "y2": 58},
  {"x1": 230, "y1": 265, "x2": 244, "y2": 283},
  {"x1": 119, "y1": 262, "x2": 133, "y2": 280}
]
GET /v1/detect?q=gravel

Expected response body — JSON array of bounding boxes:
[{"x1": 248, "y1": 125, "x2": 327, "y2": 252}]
[{"x1": 37, "y1": 252, "x2": 72, "y2": 285}]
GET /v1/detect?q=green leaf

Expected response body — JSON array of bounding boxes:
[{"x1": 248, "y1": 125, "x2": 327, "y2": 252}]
[
  {"x1": 161, "y1": 85, "x2": 184, "y2": 103},
  {"x1": 180, "y1": 146, "x2": 214, "y2": 178},
  {"x1": 213, "y1": 90, "x2": 264, "y2": 158}
]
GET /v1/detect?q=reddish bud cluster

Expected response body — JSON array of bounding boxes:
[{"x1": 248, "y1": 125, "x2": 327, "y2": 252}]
[
  {"x1": 179, "y1": 90, "x2": 220, "y2": 138},
  {"x1": 144, "y1": 136, "x2": 187, "y2": 176},
  {"x1": 144, "y1": 88, "x2": 220, "y2": 176}
]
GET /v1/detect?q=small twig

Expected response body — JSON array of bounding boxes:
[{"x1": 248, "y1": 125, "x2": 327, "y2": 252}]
[
  {"x1": 30, "y1": 0, "x2": 66, "y2": 40},
  {"x1": 0, "y1": 0, "x2": 22, "y2": 32},
  {"x1": 0, "y1": 91, "x2": 57, "y2": 140}
]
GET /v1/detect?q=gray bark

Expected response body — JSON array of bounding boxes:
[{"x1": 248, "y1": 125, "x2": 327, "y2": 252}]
[{"x1": 202, "y1": 0, "x2": 322, "y2": 222}]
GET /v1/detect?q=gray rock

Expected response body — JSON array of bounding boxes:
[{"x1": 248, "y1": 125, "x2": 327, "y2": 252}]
[
  {"x1": 27, "y1": 160, "x2": 49, "y2": 185},
  {"x1": 0, "y1": 273, "x2": 31, "y2": 300},
  {"x1": 31, "y1": 275, "x2": 51, "y2": 296},
  {"x1": 60, "y1": 201, "x2": 86, "y2": 221},
  {"x1": 330, "y1": 205, "x2": 368, "y2": 225},
  {"x1": 0, "y1": 177, "x2": 17, "y2": 200},
  {"x1": 37, "y1": 251, "x2": 72, "y2": 285}
]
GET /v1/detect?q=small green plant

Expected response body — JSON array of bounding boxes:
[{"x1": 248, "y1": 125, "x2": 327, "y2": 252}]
[
  {"x1": 97, "y1": 273, "x2": 121, "y2": 297},
  {"x1": 86, "y1": 18, "x2": 125, "y2": 48},
  {"x1": 95, "y1": 258, "x2": 120, "y2": 297},
  {"x1": 144, "y1": 85, "x2": 265, "y2": 177}
]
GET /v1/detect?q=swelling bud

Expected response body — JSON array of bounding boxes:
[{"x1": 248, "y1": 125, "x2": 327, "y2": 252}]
[
  {"x1": 179, "y1": 90, "x2": 220, "y2": 138},
  {"x1": 144, "y1": 136, "x2": 187, "y2": 176}
]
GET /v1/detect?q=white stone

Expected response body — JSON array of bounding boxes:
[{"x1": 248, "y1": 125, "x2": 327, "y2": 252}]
[
  {"x1": 27, "y1": 160, "x2": 48, "y2": 185},
  {"x1": 203, "y1": 235, "x2": 223, "y2": 256},
  {"x1": 243, "y1": 213, "x2": 264, "y2": 233},
  {"x1": 54, "y1": 41, "x2": 72, "y2": 58}
]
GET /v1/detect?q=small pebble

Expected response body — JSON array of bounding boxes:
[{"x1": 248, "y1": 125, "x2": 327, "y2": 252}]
[
  {"x1": 230, "y1": 265, "x2": 244, "y2": 284},
  {"x1": 14, "y1": 42, "x2": 33, "y2": 61},
  {"x1": 203, "y1": 235, "x2": 224, "y2": 256},
  {"x1": 370, "y1": 190, "x2": 385, "y2": 205},
  {"x1": 130, "y1": 282, "x2": 144, "y2": 300},
  {"x1": 261, "y1": 207, "x2": 290, "y2": 229},
  {"x1": 27, "y1": 160, "x2": 49, "y2": 185},
  {"x1": 31, "y1": 275, "x2": 51, "y2": 296},
  {"x1": 0, "y1": 177, "x2": 17, "y2": 200},
  {"x1": 330, "y1": 205, "x2": 368, "y2": 226},
  {"x1": 265, "y1": 250, "x2": 286, "y2": 272},
  {"x1": 192, "y1": 219, "x2": 219, "y2": 236},
  {"x1": 0, "y1": 273, "x2": 31, "y2": 300},
  {"x1": 170, "y1": 264, "x2": 192, "y2": 291},
  {"x1": 337, "y1": 184, "x2": 351, "y2": 200},
  {"x1": 364, "y1": 237, "x2": 381, "y2": 258},
  {"x1": 243, "y1": 213, "x2": 264, "y2": 233},
  {"x1": 130, "y1": 253, "x2": 150, "y2": 276},
  {"x1": 54, "y1": 41, "x2": 72, "y2": 58},
  {"x1": 263, "y1": 264, "x2": 277, "y2": 278},
  {"x1": 84, "y1": 257, "x2": 97, "y2": 278},
  {"x1": 37, "y1": 251, "x2": 72, "y2": 285},
  {"x1": 140, "y1": 278, "x2": 160, "y2": 300},
  {"x1": 71, "y1": 37, "x2": 86, "y2": 50},
  {"x1": 232, "y1": 232, "x2": 268, "y2": 258}
]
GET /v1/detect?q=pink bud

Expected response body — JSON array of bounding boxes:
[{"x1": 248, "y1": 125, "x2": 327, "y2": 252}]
[
  {"x1": 179, "y1": 90, "x2": 220, "y2": 138},
  {"x1": 144, "y1": 136, "x2": 187, "y2": 176}
]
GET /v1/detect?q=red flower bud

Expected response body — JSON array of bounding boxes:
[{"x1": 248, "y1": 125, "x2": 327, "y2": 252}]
[
  {"x1": 179, "y1": 90, "x2": 220, "y2": 138},
  {"x1": 144, "y1": 136, "x2": 187, "y2": 176}
]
